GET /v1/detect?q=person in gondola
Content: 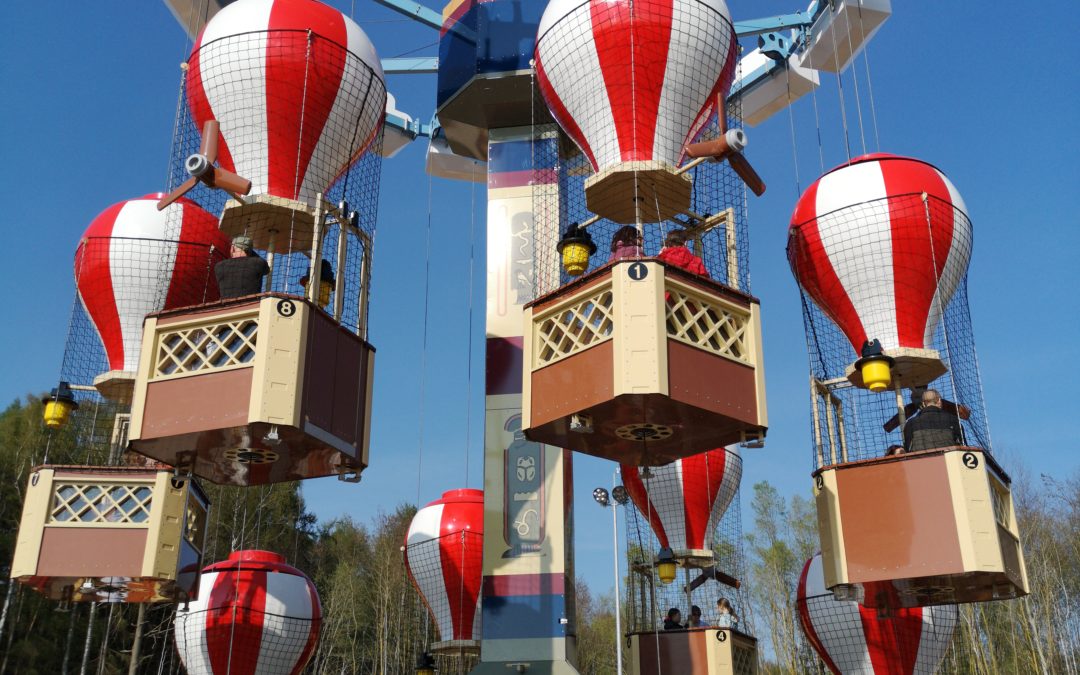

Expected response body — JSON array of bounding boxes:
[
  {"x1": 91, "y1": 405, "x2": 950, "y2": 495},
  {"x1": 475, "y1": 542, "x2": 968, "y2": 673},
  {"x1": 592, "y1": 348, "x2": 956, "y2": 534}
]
[
  {"x1": 299, "y1": 259, "x2": 336, "y2": 308},
  {"x1": 686, "y1": 605, "x2": 705, "y2": 628},
  {"x1": 715, "y1": 598, "x2": 739, "y2": 629},
  {"x1": 657, "y1": 229, "x2": 708, "y2": 277},
  {"x1": 609, "y1": 225, "x2": 644, "y2": 262},
  {"x1": 663, "y1": 607, "x2": 684, "y2": 630},
  {"x1": 903, "y1": 388, "x2": 965, "y2": 452},
  {"x1": 215, "y1": 235, "x2": 269, "y2": 299}
]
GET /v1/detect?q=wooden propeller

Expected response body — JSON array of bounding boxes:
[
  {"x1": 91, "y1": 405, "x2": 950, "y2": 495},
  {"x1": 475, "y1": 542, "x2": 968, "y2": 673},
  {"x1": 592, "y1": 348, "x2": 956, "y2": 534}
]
[
  {"x1": 157, "y1": 120, "x2": 252, "y2": 210},
  {"x1": 684, "y1": 96, "x2": 766, "y2": 196}
]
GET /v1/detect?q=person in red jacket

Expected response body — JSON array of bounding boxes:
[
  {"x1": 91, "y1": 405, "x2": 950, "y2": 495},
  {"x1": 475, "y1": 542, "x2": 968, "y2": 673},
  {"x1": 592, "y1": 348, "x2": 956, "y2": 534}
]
[{"x1": 657, "y1": 229, "x2": 709, "y2": 278}]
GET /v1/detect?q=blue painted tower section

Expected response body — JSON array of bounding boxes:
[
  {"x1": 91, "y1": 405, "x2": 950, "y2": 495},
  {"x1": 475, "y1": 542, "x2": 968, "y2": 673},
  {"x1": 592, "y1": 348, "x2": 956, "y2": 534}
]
[{"x1": 435, "y1": 0, "x2": 550, "y2": 159}]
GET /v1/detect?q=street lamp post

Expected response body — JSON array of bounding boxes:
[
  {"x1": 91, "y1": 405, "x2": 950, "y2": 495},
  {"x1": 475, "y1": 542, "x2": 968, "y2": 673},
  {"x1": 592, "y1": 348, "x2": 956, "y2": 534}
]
[{"x1": 593, "y1": 474, "x2": 629, "y2": 675}]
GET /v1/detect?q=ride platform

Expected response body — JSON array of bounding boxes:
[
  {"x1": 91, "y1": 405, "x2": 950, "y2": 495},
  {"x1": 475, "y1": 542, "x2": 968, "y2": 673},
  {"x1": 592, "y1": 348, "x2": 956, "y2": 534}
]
[
  {"x1": 127, "y1": 292, "x2": 374, "y2": 485},
  {"x1": 522, "y1": 260, "x2": 767, "y2": 465},
  {"x1": 628, "y1": 628, "x2": 757, "y2": 675},
  {"x1": 11, "y1": 465, "x2": 208, "y2": 603},
  {"x1": 813, "y1": 445, "x2": 1028, "y2": 608}
]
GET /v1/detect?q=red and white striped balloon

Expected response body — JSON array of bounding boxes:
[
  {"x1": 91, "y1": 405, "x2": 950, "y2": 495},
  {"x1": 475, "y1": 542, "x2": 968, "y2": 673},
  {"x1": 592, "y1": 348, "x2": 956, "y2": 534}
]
[
  {"x1": 788, "y1": 154, "x2": 972, "y2": 357},
  {"x1": 175, "y1": 550, "x2": 321, "y2": 675},
  {"x1": 535, "y1": 0, "x2": 738, "y2": 171},
  {"x1": 404, "y1": 489, "x2": 484, "y2": 645},
  {"x1": 621, "y1": 446, "x2": 741, "y2": 555},
  {"x1": 187, "y1": 0, "x2": 386, "y2": 207},
  {"x1": 797, "y1": 553, "x2": 957, "y2": 675},
  {"x1": 75, "y1": 194, "x2": 229, "y2": 374}
]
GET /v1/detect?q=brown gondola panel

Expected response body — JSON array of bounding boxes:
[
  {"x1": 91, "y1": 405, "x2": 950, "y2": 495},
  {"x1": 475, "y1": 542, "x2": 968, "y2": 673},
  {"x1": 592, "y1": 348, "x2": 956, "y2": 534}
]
[
  {"x1": 628, "y1": 628, "x2": 758, "y2": 675},
  {"x1": 814, "y1": 446, "x2": 1029, "y2": 608},
  {"x1": 127, "y1": 292, "x2": 374, "y2": 486},
  {"x1": 522, "y1": 260, "x2": 767, "y2": 465},
  {"x1": 11, "y1": 465, "x2": 208, "y2": 603}
]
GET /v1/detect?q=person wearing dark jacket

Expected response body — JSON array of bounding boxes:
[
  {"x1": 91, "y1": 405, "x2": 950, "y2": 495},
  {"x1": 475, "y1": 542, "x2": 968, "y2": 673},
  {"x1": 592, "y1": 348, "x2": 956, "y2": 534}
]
[
  {"x1": 663, "y1": 607, "x2": 684, "y2": 630},
  {"x1": 903, "y1": 388, "x2": 965, "y2": 452},
  {"x1": 656, "y1": 229, "x2": 708, "y2": 277},
  {"x1": 215, "y1": 235, "x2": 269, "y2": 299}
]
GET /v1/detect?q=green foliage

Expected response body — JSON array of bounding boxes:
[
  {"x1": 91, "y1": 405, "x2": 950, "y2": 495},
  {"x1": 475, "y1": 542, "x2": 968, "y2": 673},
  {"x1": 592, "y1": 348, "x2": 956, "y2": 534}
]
[{"x1": 5, "y1": 393, "x2": 1080, "y2": 674}]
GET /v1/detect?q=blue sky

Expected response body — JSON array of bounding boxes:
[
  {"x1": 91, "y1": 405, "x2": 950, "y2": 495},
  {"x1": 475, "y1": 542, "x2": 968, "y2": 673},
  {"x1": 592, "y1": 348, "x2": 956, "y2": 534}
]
[{"x1": 1, "y1": 0, "x2": 1077, "y2": 603}]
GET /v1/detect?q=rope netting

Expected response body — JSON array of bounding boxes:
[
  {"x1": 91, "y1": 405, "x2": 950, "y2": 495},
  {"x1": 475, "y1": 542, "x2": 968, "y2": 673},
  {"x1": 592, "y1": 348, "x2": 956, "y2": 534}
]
[
  {"x1": 620, "y1": 453, "x2": 752, "y2": 637},
  {"x1": 164, "y1": 29, "x2": 385, "y2": 336},
  {"x1": 530, "y1": 3, "x2": 752, "y2": 300},
  {"x1": 788, "y1": 194, "x2": 989, "y2": 470},
  {"x1": 404, "y1": 531, "x2": 484, "y2": 649},
  {"x1": 797, "y1": 581, "x2": 959, "y2": 674},
  {"x1": 530, "y1": 107, "x2": 752, "y2": 300}
]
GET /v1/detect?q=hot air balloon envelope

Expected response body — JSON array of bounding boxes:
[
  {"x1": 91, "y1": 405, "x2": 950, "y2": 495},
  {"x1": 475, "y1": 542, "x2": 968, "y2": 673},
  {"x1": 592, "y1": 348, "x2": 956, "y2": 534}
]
[
  {"x1": 788, "y1": 154, "x2": 972, "y2": 390},
  {"x1": 175, "y1": 550, "x2": 321, "y2": 674},
  {"x1": 535, "y1": 0, "x2": 738, "y2": 222},
  {"x1": 798, "y1": 552, "x2": 957, "y2": 675},
  {"x1": 75, "y1": 194, "x2": 229, "y2": 401},
  {"x1": 404, "y1": 489, "x2": 484, "y2": 651},
  {"x1": 621, "y1": 446, "x2": 741, "y2": 564},
  {"x1": 187, "y1": 0, "x2": 387, "y2": 249}
]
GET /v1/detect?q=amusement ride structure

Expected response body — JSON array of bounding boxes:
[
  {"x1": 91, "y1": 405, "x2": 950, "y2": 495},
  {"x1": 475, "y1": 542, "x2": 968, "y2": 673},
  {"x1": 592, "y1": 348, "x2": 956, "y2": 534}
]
[{"x1": 6, "y1": 0, "x2": 1031, "y2": 672}]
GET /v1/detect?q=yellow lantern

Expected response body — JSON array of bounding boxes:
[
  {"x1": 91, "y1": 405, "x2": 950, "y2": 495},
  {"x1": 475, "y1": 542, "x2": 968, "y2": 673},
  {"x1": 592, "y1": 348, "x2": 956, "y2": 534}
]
[
  {"x1": 301, "y1": 260, "x2": 336, "y2": 308},
  {"x1": 42, "y1": 382, "x2": 79, "y2": 429},
  {"x1": 556, "y1": 223, "x2": 597, "y2": 277},
  {"x1": 855, "y1": 340, "x2": 895, "y2": 393},
  {"x1": 415, "y1": 653, "x2": 437, "y2": 675},
  {"x1": 656, "y1": 548, "x2": 677, "y2": 585},
  {"x1": 860, "y1": 357, "x2": 892, "y2": 393}
]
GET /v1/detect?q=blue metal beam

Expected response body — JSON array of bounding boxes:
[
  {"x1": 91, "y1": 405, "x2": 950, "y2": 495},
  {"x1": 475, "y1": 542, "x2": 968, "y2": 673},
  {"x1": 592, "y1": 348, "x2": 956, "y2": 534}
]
[
  {"x1": 368, "y1": 0, "x2": 476, "y2": 42},
  {"x1": 382, "y1": 57, "x2": 439, "y2": 74},
  {"x1": 734, "y1": 12, "x2": 813, "y2": 37},
  {"x1": 369, "y1": 0, "x2": 444, "y2": 31}
]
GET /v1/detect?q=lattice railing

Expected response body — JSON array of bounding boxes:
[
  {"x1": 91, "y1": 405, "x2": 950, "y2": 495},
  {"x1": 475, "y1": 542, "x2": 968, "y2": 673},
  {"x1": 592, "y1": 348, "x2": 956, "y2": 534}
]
[
  {"x1": 989, "y1": 475, "x2": 1012, "y2": 531},
  {"x1": 732, "y1": 640, "x2": 756, "y2": 675},
  {"x1": 665, "y1": 283, "x2": 751, "y2": 363},
  {"x1": 154, "y1": 315, "x2": 258, "y2": 378},
  {"x1": 533, "y1": 285, "x2": 615, "y2": 367},
  {"x1": 49, "y1": 482, "x2": 154, "y2": 526}
]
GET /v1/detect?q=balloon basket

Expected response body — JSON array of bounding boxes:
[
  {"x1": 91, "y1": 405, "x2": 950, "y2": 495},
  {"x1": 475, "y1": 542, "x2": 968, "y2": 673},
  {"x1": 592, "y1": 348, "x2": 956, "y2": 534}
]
[
  {"x1": 523, "y1": 261, "x2": 766, "y2": 465},
  {"x1": 627, "y1": 628, "x2": 758, "y2": 675},
  {"x1": 813, "y1": 446, "x2": 1029, "y2": 608},
  {"x1": 127, "y1": 292, "x2": 374, "y2": 486},
  {"x1": 10, "y1": 465, "x2": 208, "y2": 603}
]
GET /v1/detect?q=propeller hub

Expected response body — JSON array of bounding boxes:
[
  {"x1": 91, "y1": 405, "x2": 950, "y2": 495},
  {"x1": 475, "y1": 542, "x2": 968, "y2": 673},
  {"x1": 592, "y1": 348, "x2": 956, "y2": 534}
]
[
  {"x1": 184, "y1": 153, "x2": 211, "y2": 178},
  {"x1": 724, "y1": 128, "x2": 747, "y2": 153}
]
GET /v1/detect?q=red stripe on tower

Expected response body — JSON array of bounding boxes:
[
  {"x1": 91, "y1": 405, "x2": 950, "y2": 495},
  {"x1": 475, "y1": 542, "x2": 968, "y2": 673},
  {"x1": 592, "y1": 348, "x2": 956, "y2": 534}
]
[
  {"x1": 879, "y1": 158, "x2": 955, "y2": 348},
  {"x1": 590, "y1": 0, "x2": 673, "y2": 161},
  {"x1": 858, "y1": 606, "x2": 924, "y2": 674}
]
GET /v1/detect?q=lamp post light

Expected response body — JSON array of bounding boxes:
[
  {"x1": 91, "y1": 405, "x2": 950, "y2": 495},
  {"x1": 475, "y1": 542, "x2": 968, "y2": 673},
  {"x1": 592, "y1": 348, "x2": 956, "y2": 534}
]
[{"x1": 593, "y1": 476, "x2": 629, "y2": 675}]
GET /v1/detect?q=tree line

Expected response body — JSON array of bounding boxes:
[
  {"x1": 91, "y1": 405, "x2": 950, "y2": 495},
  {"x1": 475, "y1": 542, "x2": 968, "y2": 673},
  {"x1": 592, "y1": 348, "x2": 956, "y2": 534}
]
[{"x1": 1, "y1": 394, "x2": 1078, "y2": 673}]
